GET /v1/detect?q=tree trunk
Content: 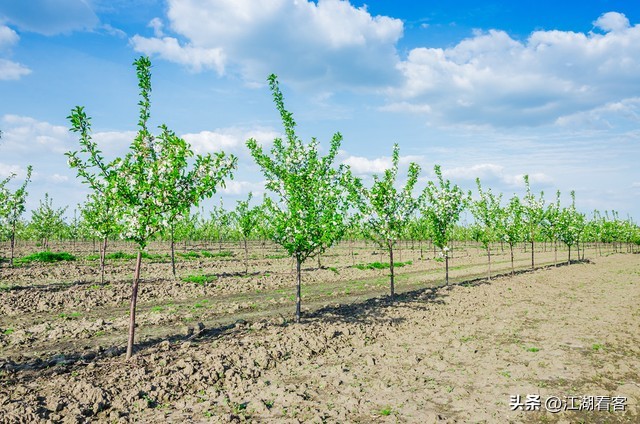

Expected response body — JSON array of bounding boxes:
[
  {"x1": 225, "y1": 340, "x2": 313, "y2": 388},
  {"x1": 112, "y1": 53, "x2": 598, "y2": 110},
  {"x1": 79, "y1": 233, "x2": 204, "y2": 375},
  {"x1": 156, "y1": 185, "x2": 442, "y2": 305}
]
[
  {"x1": 510, "y1": 243, "x2": 515, "y2": 276},
  {"x1": 554, "y1": 241, "x2": 557, "y2": 267},
  {"x1": 389, "y1": 242, "x2": 395, "y2": 298},
  {"x1": 568, "y1": 245, "x2": 571, "y2": 266},
  {"x1": 126, "y1": 250, "x2": 143, "y2": 360},
  {"x1": 486, "y1": 245, "x2": 491, "y2": 280},
  {"x1": 295, "y1": 256, "x2": 302, "y2": 323},
  {"x1": 170, "y1": 226, "x2": 176, "y2": 278},
  {"x1": 244, "y1": 238, "x2": 249, "y2": 274},
  {"x1": 9, "y1": 219, "x2": 16, "y2": 268},
  {"x1": 445, "y1": 251, "x2": 449, "y2": 286},
  {"x1": 531, "y1": 240, "x2": 535, "y2": 270},
  {"x1": 100, "y1": 236, "x2": 108, "y2": 285}
]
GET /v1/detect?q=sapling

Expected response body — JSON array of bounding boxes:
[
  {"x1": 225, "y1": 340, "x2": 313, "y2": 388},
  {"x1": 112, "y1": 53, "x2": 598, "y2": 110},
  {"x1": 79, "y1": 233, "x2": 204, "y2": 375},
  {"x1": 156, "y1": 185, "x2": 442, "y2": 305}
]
[
  {"x1": 246, "y1": 74, "x2": 357, "y2": 322},
  {"x1": 357, "y1": 144, "x2": 421, "y2": 298},
  {"x1": 68, "y1": 56, "x2": 236, "y2": 359}
]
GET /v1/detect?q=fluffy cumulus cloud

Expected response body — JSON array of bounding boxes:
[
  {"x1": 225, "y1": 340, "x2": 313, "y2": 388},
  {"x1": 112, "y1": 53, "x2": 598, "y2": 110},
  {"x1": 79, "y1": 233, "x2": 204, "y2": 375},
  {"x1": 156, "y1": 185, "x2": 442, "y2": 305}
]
[
  {"x1": 341, "y1": 152, "x2": 424, "y2": 175},
  {"x1": 389, "y1": 12, "x2": 640, "y2": 127},
  {"x1": 0, "y1": 0, "x2": 98, "y2": 35},
  {"x1": 182, "y1": 127, "x2": 279, "y2": 156},
  {"x1": 0, "y1": 25, "x2": 30, "y2": 80},
  {"x1": 131, "y1": 0, "x2": 403, "y2": 88}
]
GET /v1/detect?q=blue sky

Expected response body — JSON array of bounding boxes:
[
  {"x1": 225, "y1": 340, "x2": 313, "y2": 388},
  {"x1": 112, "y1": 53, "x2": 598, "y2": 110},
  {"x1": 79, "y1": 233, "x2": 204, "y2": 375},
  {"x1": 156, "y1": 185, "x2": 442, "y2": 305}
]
[{"x1": 1, "y1": 0, "x2": 639, "y2": 221}]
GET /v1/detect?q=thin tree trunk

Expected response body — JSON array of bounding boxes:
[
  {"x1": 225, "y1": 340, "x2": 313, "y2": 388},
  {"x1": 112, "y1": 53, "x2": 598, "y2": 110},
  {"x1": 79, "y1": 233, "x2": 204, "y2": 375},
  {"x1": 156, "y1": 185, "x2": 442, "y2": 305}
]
[
  {"x1": 295, "y1": 256, "x2": 302, "y2": 323},
  {"x1": 126, "y1": 250, "x2": 143, "y2": 360},
  {"x1": 531, "y1": 240, "x2": 535, "y2": 270},
  {"x1": 510, "y1": 244, "x2": 515, "y2": 276},
  {"x1": 100, "y1": 236, "x2": 108, "y2": 285},
  {"x1": 486, "y1": 245, "x2": 491, "y2": 280},
  {"x1": 445, "y1": 251, "x2": 449, "y2": 286},
  {"x1": 9, "y1": 220, "x2": 16, "y2": 268},
  {"x1": 244, "y1": 238, "x2": 249, "y2": 274},
  {"x1": 554, "y1": 241, "x2": 557, "y2": 267},
  {"x1": 568, "y1": 245, "x2": 571, "y2": 265},
  {"x1": 170, "y1": 226, "x2": 176, "y2": 278},
  {"x1": 389, "y1": 242, "x2": 395, "y2": 298}
]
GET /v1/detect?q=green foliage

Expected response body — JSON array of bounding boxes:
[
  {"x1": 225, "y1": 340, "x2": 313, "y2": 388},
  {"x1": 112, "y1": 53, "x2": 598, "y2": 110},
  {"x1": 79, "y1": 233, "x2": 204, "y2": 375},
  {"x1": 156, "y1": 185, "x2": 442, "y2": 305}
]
[
  {"x1": 470, "y1": 178, "x2": 502, "y2": 248},
  {"x1": 233, "y1": 192, "x2": 263, "y2": 240},
  {"x1": 422, "y1": 165, "x2": 468, "y2": 253},
  {"x1": 67, "y1": 56, "x2": 237, "y2": 250},
  {"x1": 0, "y1": 165, "x2": 32, "y2": 243},
  {"x1": 29, "y1": 193, "x2": 67, "y2": 248},
  {"x1": 521, "y1": 174, "x2": 546, "y2": 243},
  {"x1": 246, "y1": 74, "x2": 356, "y2": 263}
]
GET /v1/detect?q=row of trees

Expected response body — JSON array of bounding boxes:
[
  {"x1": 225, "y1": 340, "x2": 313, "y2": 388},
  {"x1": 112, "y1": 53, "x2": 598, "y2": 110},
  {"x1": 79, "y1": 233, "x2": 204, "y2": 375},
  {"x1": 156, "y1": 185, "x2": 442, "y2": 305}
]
[{"x1": 2, "y1": 57, "x2": 639, "y2": 358}]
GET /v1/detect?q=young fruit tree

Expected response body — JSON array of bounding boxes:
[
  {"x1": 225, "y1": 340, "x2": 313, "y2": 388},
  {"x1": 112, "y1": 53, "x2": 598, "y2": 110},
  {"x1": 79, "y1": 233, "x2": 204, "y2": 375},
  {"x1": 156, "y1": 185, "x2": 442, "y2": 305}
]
[
  {"x1": 30, "y1": 193, "x2": 67, "y2": 250},
  {"x1": 246, "y1": 74, "x2": 356, "y2": 323},
  {"x1": 67, "y1": 56, "x2": 236, "y2": 359},
  {"x1": 499, "y1": 195, "x2": 524, "y2": 275},
  {"x1": 0, "y1": 165, "x2": 32, "y2": 267},
  {"x1": 521, "y1": 175, "x2": 546, "y2": 270},
  {"x1": 422, "y1": 165, "x2": 467, "y2": 285},
  {"x1": 67, "y1": 107, "x2": 123, "y2": 283},
  {"x1": 469, "y1": 178, "x2": 502, "y2": 280},
  {"x1": 557, "y1": 190, "x2": 585, "y2": 265},
  {"x1": 232, "y1": 192, "x2": 263, "y2": 274},
  {"x1": 357, "y1": 143, "x2": 421, "y2": 298}
]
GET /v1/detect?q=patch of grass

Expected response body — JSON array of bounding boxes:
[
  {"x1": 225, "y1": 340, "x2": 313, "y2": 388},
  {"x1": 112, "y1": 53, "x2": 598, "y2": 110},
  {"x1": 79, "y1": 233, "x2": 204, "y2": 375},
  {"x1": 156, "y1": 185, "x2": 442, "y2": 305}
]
[
  {"x1": 182, "y1": 274, "x2": 217, "y2": 286},
  {"x1": 16, "y1": 251, "x2": 76, "y2": 264},
  {"x1": 353, "y1": 260, "x2": 412, "y2": 270},
  {"x1": 328, "y1": 266, "x2": 339, "y2": 274},
  {"x1": 499, "y1": 370, "x2": 511, "y2": 378},
  {"x1": 3, "y1": 328, "x2": 14, "y2": 335},
  {"x1": 177, "y1": 251, "x2": 201, "y2": 259},
  {"x1": 378, "y1": 407, "x2": 393, "y2": 416},
  {"x1": 151, "y1": 305, "x2": 165, "y2": 313},
  {"x1": 59, "y1": 311, "x2": 82, "y2": 319},
  {"x1": 592, "y1": 343, "x2": 605, "y2": 351},
  {"x1": 525, "y1": 346, "x2": 540, "y2": 353},
  {"x1": 0, "y1": 284, "x2": 14, "y2": 292}
]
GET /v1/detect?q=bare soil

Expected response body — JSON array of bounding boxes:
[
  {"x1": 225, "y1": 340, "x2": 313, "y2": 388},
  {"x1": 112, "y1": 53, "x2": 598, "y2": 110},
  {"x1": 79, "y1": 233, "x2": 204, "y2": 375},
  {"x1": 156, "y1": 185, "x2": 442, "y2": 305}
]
[{"x1": 0, "y1": 242, "x2": 638, "y2": 423}]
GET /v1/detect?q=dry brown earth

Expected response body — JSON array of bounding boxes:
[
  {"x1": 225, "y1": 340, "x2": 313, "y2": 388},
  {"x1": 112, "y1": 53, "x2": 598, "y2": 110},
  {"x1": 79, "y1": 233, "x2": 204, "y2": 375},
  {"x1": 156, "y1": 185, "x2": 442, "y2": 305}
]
[{"x1": 1, "y1": 247, "x2": 638, "y2": 423}]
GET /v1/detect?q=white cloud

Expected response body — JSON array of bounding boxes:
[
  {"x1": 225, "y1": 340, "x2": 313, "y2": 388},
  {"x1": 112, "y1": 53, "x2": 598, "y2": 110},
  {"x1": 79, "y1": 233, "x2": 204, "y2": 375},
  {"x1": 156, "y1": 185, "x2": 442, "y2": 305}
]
[
  {"x1": 1, "y1": 115, "x2": 73, "y2": 154},
  {"x1": 130, "y1": 35, "x2": 225, "y2": 74},
  {"x1": 220, "y1": 180, "x2": 266, "y2": 196},
  {"x1": 0, "y1": 0, "x2": 99, "y2": 35},
  {"x1": 0, "y1": 24, "x2": 19, "y2": 49},
  {"x1": 632, "y1": 182, "x2": 640, "y2": 188},
  {"x1": 0, "y1": 58, "x2": 31, "y2": 80},
  {"x1": 131, "y1": 0, "x2": 403, "y2": 88},
  {"x1": 51, "y1": 173, "x2": 69, "y2": 183},
  {"x1": 0, "y1": 162, "x2": 23, "y2": 178},
  {"x1": 391, "y1": 12, "x2": 640, "y2": 127},
  {"x1": 0, "y1": 25, "x2": 30, "y2": 80},
  {"x1": 594, "y1": 11, "x2": 630, "y2": 33},
  {"x1": 502, "y1": 172, "x2": 553, "y2": 188},
  {"x1": 439, "y1": 163, "x2": 554, "y2": 190},
  {"x1": 341, "y1": 152, "x2": 423, "y2": 175},
  {"x1": 442, "y1": 163, "x2": 505, "y2": 181},
  {"x1": 182, "y1": 127, "x2": 278, "y2": 155}
]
